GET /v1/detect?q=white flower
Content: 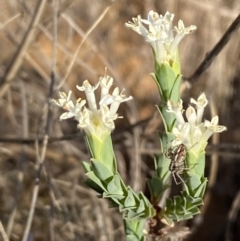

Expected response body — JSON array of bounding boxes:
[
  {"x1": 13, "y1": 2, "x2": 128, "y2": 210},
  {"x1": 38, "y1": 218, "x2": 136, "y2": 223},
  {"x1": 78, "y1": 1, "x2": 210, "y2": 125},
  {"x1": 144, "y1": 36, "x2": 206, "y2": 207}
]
[
  {"x1": 125, "y1": 10, "x2": 196, "y2": 64},
  {"x1": 167, "y1": 99, "x2": 185, "y2": 124},
  {"x1": 167, "y1": 93, "x2": 227, "y2": 154},
  {"x1": 168, "y1": 20, "x2": 196, "y2": 57},
  {"x1": 185, "y1": 106, "x2": 197, "y2": 125},
  {"x1": 100, "y1": 87, "x2": 133, "y2": 116},
  {"x1": 200, "y1": 116, "x2": 227, "y2": 143},
  {"x1": 101, "y1": 105, "x2": 118, "y2": 130},
  {"x1": 51, "y1": 91, "x2": 86, "y2": 120},
  {"x1": 52, "y1": 91, "x2": 73, "y2": 108},
  {"x1": 190, "y1": 93, "x2": 208, "y2": 124},
  {"x1": 204, "y1": 116, "x2": 226, "y2": 132},
  {"x1": 125, "y1": 15, "x2": 148, "y2": 39},
  {"x1": 76, "y1": 80, "x2": 99, "y2": 111},
  {"x1": 172, "y1": 123, "x2": 190, "y2": 147},
  {"x1": 100, "y1": 74, "x2": 113, "y2": 99},
  {"x1": 53, "y1": 73, "x2": 132, "y2": 139}
]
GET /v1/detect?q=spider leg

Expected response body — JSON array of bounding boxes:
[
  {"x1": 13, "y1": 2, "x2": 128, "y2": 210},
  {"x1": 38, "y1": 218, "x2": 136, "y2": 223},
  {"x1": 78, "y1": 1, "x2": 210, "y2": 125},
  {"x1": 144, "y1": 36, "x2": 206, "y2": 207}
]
[
  {"x1": 172, "y1": 172, "x2": 179, "y2": 185},
  {"x1": 176, "y1": 172, "x2": 186, "y2": 185},
  {"x1": 172, "y1": 171, "x2": 185, "y2": 185}
]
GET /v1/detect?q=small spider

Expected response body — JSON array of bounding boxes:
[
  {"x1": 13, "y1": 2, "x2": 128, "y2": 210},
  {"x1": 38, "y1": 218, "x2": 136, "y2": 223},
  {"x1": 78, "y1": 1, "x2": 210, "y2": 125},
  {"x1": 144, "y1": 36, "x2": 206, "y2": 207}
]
[{"x1": 166, "y1": 144, "x2": 189, "y2": 185}]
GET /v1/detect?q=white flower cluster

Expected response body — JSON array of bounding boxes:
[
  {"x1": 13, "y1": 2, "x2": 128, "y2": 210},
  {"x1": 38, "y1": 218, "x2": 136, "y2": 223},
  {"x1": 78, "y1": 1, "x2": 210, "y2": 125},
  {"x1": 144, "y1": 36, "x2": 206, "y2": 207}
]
[
  {"x1": 52, "y1": 74, "x2": 132, "y2": 139},
  {"x1": 167, "y1": 93, "x2": 227, "y2": 154},
  {"x1": 125, "y1": 10, "x2": 196, "y2": 64}
]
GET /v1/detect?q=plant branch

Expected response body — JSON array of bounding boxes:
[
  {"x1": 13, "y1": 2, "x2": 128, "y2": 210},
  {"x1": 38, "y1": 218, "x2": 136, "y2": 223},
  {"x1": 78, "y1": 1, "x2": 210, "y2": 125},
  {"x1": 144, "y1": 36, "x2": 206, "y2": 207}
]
[
  {"x1": 184, "y1": 13, "x2": 240, "y2": 82},
  {"x1": 0, "y1": 0, "x2": 47, "y2": 97}
]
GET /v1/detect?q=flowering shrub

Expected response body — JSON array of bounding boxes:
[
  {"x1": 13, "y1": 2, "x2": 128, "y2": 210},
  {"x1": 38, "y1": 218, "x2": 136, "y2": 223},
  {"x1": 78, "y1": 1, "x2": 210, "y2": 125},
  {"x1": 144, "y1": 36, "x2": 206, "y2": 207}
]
[{"x1": 53, "y1": 10, "x2": 226, "y2": 241}]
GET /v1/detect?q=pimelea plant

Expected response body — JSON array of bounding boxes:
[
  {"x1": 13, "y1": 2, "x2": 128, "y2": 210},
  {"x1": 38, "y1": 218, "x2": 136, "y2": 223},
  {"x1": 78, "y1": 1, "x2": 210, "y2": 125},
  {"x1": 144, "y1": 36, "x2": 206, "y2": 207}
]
[{"x1": 53, "y1": 10, "x2": 227, "y2": 241}]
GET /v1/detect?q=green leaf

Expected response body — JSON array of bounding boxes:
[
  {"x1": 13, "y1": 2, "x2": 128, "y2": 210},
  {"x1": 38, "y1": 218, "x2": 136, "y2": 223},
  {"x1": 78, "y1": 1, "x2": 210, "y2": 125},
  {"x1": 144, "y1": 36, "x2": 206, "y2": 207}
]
[
  {"x1": 103, "y1": 192, "x2": 124, "y2": 200},
  {"x1": 124, "y1": 189, "x2": 136, "y2": 207},
  {"x1": 184, "y1": 151, "x2": 207, "y2": 197},
  {"x1": 186, "y1": 177, "x2": 208, "y2": 199},
  {"x1": 156, "y1": 106, "x2": 168, "y2": 132},
  {"x1": 155, "y1": 154, "x2": 171, "y2": 184},
  {"x1": 187, "y1": 207, "x2": 200, "y2": 216},
  {"x1": 162, "y1": 189, "x2": 204, "y2": 223},
  {"x1": 169, "y1": 74, "x2": 181, "y2": 102},
  {"x1": 134, "y1": 220, "x2": 146, "y2": 238},
  {"x1": 82, "y1": 161, "x2": 91, "y2": 172},
  {"x1": 124, "y1": 219, "x2": 146, "y2": 241},
  {"x1": 184, "y1": 193, "x2": 202, "y2": 207},
  {"x1": 84, "y1": 178, "x2": 103, "y2": 194},
  {"x1": 107, "y1": 197, "x2": 121, "y2": 208},
  {"x1": 185, "y1": 174, "x2": 201, "y2": 192},
  {"x1": 85, "y1": 171, "x2": 107, "y2": 192},
  {"x1": 160, "y1": 104, "x2": 176, "y2": 131},
  {"x1": 197, "y1": 177, "x2": 208, "y2": 198},
  {"x1": 126, "y1": 235, "x2": 143, "y2": 241},
  {"x1": 101, "y1": 135, "x2": 117, "y2": 173},
  {"x1": 139, "y1": 192, "x2": 155, "y2": 217},
  {"x1": 187, "y1": 151, "x2": 205, "y2": 178},
  {"x1": 184, "y1": 195, "x2": 196, "y2": 209},
  {"x1": 84, "y1": 135, "x2": 94, "y2": 158},
  {"x1": 174, "y1": 196, "x2": 185, "y2": 215},
  {"x1": 146, "y1": 176, "x2": 170, "y2": 204},
  {"x1": 118, "y1": 176, "x2": 128, "y2": 194},
  {"x1": 129, "y1": 187, "x2": 141, "y2": 202},
  {"x1": 151, "y1": 73, "x2": 162, "y2": 97},
  {"x1": 85, "y1": 134, "x2": 102, "y2": 160},
  {"x1": 166, "y1": 197, "x2": 175, "y2": 210},
  {"x1": 87, "y1": 134, "x2": 117, "y2": 174},
  {"x1": 171, "y1": 58, "x2": 181, "y2": 75},
  {"x1": 91, "y1": 159, "x2": 113, "y2": 181},
  {"x1": 126, "y1": 210, "x2": 142, "y2": 220},
  {"x1": 124, "y1": 219, "x2": 138, "y2": 234},
  {"x1": 107, "y1": 175, "x2": 124, "y2": 196},
  {"x1": 136, "y1": 200, "x2": 145, "y2": 214},
  {"x1": 155, "y1": 63, "x2": 177, "y2": 101}
]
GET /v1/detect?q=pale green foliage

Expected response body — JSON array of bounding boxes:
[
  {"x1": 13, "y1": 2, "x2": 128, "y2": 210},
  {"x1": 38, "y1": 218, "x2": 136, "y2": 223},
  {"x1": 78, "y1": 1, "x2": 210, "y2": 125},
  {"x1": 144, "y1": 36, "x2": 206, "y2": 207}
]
[
  {"x1": 53, "y1": 10, "x2": 227, "y2": 241},
  {"x1": 83, "y1": 134, "x2": 155, "y2": 220}
]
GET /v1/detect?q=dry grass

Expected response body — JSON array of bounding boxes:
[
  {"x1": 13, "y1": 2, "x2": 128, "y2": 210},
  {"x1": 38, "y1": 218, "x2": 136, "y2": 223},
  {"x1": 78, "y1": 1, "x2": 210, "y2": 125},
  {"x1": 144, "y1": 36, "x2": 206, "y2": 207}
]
[{"x1": 0, "y1": 0, "x2": 240, "y2": 240}]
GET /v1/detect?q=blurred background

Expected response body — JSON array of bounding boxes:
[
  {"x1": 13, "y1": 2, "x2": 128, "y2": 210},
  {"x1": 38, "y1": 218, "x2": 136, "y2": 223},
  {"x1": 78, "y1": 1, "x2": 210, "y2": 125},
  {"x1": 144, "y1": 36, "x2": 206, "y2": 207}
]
[{"x1": 0, "y1": 0, "x2": 240, "y2": 240}]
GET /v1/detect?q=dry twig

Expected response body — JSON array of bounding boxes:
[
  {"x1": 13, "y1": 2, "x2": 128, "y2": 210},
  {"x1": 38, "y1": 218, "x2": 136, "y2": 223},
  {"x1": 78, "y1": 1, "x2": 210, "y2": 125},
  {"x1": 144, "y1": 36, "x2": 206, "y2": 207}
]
[
  {"x1": 0, "y1": 0, "x2": 48, "y2": 97},
  {"x1": 184, "y1": 13, "x2": 240, "y2": 82},
  {"x1": 225, "y1": 191, "x2": 240, "y2": 241},
  {"x1": 0, "y1": 222, "x2": 9, "y2": 241}
]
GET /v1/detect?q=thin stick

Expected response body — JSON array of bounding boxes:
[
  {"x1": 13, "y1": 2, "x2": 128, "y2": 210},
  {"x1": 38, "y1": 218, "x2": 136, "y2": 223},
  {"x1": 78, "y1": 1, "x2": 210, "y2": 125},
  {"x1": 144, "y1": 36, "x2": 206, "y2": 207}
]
[
  {"x1": 57, "y1": 4, "x2": 112, "y2": 89},
  {"x1": 21, "y1": 0, "x2": 58, "y2": 235},
  {"x1": 21, "y1": 136, "x2": 49, "y2": 241},
  {"x1": 225, "y1": 190, "x2": 240, "y2": 241},
  {"x1": 0, "y1": 0, "x2": 48, "y2": 98},
  {"x1": 0, "y1": 222, "x2": 9, "y2": 241},
  {"x1": 184, "y1": 13, "x2": 240, "y2": 82},
  {"x1": 0, "y1": 13, "x2": 21, "y2": 29},
  {"x1": 48, "y1": 0, "x2": 59, "y2": 240},
  {"x1": 0, "y1": 18, "x2": 52, "y2": 82},
  {"x1": 38, "y1": 23, "x2": 96, "y2": 74},
  {"x1": 6, "y1": 81, "x2": 28, "y2": 237}
]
